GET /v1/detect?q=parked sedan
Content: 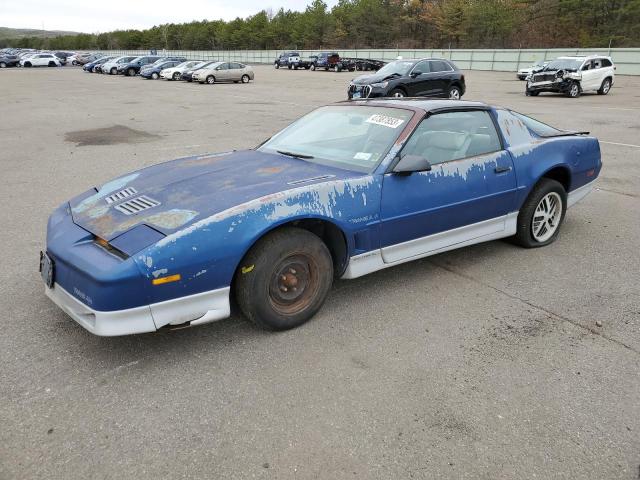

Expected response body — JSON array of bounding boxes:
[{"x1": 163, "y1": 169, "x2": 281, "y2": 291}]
[
  {"x1": 160, "y1": 60, "x2": 203, "y2": 80},
  {"x1": 117, "y1": 56, "x2": 164, "y2": 76},
  {"x1": 181, "y1": 61, "x2": 218, "y2": 82},
  {"x1": 0, "y1": 54, "x2": 20, "y2": 68},
  {"x1": 41, "y1": 99, "x2": 600, "y2": 336},
  {"x1": 140, "y1": 60, "x2": 184, "y2": 79},
  {"x1": 192, "y1": 62, "x2": 254, "y2": 84},
  {"x1": 348, "y1": 58, "x2": 465, "y2": 99},
  {"x1": 517, "y1": 61, "x2": 548, "y2": 80},
  {"x1": 101, "y1": 56, "x2": 137, "y2": 75},
  {"x1": 83, "y1": 56, "x2": 116, "y2": 73}
]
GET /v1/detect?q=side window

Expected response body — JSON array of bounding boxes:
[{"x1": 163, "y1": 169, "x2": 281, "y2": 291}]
[
  {"x1": 401, "y1": 111, "x2": 502, "y2": 165},
  {"x1": 230, "y1": 62, "x2": 243, "y2": 69},
  {"x1": 431, "y1": 60, "x2": 452, "y2": 72},
  {"x1": 593, "y1": 59, "x2": 602, "y2": 69},
  {"x1": 412, "y1": 60, "x2": 431, "y2": 75},
  {"x1": 601, "y1": 58, "x2": 612, "y2": 67},
  {"x1": 217, "y1": 63, "x2": 229, "y2": 70}
]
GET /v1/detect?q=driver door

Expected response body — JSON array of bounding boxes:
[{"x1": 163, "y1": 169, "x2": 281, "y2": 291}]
[
  {"x1": 379, "y1": 110, "x2": 517, "y2": 263},
  {"x1": 215, "y1": 62, "x2": 231, "y2": 81},
  {"x1": 580, "y1": 60, "x2": 601, "y2": 91}
]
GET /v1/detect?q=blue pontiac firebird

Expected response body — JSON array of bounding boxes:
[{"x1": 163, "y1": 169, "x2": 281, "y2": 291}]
[{"x1": 41, "y1": 99, "x2": 601, "y2": 336}]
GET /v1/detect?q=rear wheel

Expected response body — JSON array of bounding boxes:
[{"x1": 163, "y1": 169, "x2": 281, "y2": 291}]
[
  {"x1": 514, "y1": 178, "x2": 566, "y2": 248},
  {"x1": 24, "y1": 62, "x2": 32, "y2": 67},
  {"x1": 110, "y1": 67, "x2": 117, "y2": 75},
  {"x1": 597, "y1": 78, "x2": 611, "y2": 95},
  {"x1": 310, "y1": 64, "x2": 316, "y2": 71},
  {"x1": 235, "y1": 227, "x2": 333, "y2": 331},
  {"x1": 127, "y1": 68, "x2": 135, "y2": 76},
  {"x1": 448, "y1": 85, "x2": 462, "y2": 99},
  {"x1": 241, "y1": 74, "x2": 250, "y2": 84},
  {"x1": 172, "y1": 72, "x2": 180, "y2": 80},
  {"x1": 206, "y1": 75, "x2": 215, "y2": 84},
  {"x1": 389, "y1": 88, "x2": 405, "y2": 98},
  {"x1": 333, "y1": 65, "x2": 340, "y2": 72},
  {"x1": 0, "y1": 62, "x2": 6, "y2": 68},
  {"x1": 275, "y1": 63, "x2": 279, "y2": 69},
  {"x1": 49, "y1": 61, "x2": 56, "y2": 67}
]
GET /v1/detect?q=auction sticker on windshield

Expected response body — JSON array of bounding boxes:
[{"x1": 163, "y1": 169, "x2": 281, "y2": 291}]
[{"x1": 366, "y1": 114, "x2": 405, "y2": 129}]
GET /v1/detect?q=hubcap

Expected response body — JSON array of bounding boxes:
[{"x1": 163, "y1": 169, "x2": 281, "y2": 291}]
[
  {"x1": 532, "y1": 192, "x2": 562, "y2": 242},
  {"x1": 269, "y1": 254, "x2": 318, "y2": 315},
  {"x1": 603, "y1": 81, "x2": 610, "y2": 93},
  {"x1": 449, "y1": 89, "x2": 460, "y2": 100},
  {"x1": 392, "y1": 91, "x2": 404, "y2": 98},
  {"x1": 571, "y1": 84, "x2": 579, "y2": 96}
]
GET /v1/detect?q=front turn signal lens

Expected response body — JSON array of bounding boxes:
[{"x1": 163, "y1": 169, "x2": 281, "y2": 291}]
[{"x1": 152, "y1": 274, "x2": 181, "y2": 285}]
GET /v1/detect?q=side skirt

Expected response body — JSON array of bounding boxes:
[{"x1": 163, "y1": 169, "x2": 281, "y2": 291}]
[{"x1": 342, "y1": 212, "x2": 518, "y2": 279}]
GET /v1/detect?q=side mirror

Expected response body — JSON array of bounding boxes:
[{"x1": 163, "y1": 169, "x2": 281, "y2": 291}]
[
  {"x1": 393, "y1": 154, "x2": 432, "y2": 174},
  {"x1": 410, "y1": 71, "x2": 422, "y2": 78}
]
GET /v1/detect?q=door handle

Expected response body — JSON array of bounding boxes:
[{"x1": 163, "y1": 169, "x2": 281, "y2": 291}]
[{"x1": 494, "y1": 166, "x2": 512, "y2": 174}]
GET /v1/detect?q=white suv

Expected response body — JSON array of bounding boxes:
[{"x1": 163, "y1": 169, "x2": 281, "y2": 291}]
[
  {"x1": 525, "y1": 55, "x2": 615, "y2": 98},
  {"x1": 21, "y1": 53, "x2": 61, "y2": 68}
]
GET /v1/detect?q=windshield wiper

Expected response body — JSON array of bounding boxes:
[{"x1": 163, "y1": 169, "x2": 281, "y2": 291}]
[{"x1": 277, "y1": 150, "x2": 314, "y2": 159}]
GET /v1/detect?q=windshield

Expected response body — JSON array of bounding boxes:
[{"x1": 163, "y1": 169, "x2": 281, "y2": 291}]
[
  {"x1": 258, "y1": 106, "x2": 413, "y2": 173},
  {"x1": 375, "y1": 60, "x2": 415, "y2": 77},
  {"x1": 544, "y1": 59, "x2": 582, "y2": 71}
]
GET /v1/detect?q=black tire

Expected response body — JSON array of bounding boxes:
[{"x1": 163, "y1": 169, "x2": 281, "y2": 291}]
[
  {"x1": 513, "y1": 178, "x2": 567, "y2": 248},
  {"x1": 310, "y1": 64, "x2": 316, "y2": 71},
  {"x1": 288, "y1": 64, "x2": 292, "y2": 69},
  {"x1": 333, "y1": 65, "x2": 340, "y2": 72},
  {"x1": 241, "y1": 74, "x2": 250, "y2": 84},
  {"x1": 275, "y1": 63, "x2": 279, "y2": 69},
  {"x1": 389, "y1": 88, "x2": 406, "y2": 98},
  {"x1": 206, "y1": 75, "x2": 215, "y2": 84},
  {"x1": 24, "y1": 62, "x2": 32, "y2": 68},
  {"x1": 235, "y1": 227, "x2": 333, "y2": 331},
  {"x1": 567, "y1": 81, "x2": 581, "y2": 98},
  {"x1": 597, "y1": 78, "x2": 611, "y2": 95},
  {"x1": 110, "y1": 67, "x2": 117, "y2": 75},
  {"x1": 448, "y1": 85, "x2": 462, "y2": 99},
  {"x1": 526, "y1": 90, "x2": 539, "y2": 96},
  {"x1": 49, "y1": 61, "x2": 56, "y2": 67},
  {"x1": 172, "y1": 72, "x2": 180, "y2": 80},
  {"x1": 72, "y1": 60, "x2": 78, "y2": 66},
  {"x1": 127, "y1": 68, "x2": 135, "y2": 76},
  {"x1": 0, "y1": 62, "x2": 6, "y2": 68},
  {"x1": 151, "y1": 72, "x2": 158, "y2": 79}
]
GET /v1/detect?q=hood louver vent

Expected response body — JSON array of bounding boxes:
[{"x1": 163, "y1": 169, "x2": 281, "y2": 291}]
[
  {"x1": 287, "y1": 175, "x2": 336, "y2": 186},
  {"x1": 105, "y1": 187, "x2": 137, "y2": 204},
  {"x1": 114, "y1": 196, "x2": 161, "y2": 215}
]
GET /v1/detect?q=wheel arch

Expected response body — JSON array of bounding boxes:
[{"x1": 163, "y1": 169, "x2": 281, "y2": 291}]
[{"x1": 540, "y1": 165, "x2": 571, "y2": 192}]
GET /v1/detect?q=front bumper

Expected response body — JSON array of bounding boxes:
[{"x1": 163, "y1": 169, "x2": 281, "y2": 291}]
[
  {"x1": 527, "y1": 78, "x2": 574, "y2": 93},
  {"x1": 46, "y1": 282, "x2": 231, "y2": 336}
]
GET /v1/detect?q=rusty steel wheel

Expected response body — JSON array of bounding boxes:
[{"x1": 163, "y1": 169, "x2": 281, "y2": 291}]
[{"x1": 235, "y1": 227, "x2": 333, "y2": 331}]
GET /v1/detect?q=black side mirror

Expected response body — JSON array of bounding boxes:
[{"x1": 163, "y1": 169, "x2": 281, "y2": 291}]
[
  {"x1": 410, "y1": 71, "x2": 422, "y2": 78},
  {"x1": 393, "y1": 154, "x2": 432, "y2": 175}
]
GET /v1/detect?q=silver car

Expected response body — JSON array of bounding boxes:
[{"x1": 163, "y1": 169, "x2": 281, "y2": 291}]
[{"x1": 192, "y1": 62, "x2": 254, "y2": 85}]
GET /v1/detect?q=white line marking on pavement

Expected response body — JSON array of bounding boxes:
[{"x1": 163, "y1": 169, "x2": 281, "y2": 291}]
[{"x1": 600, "y1": 141, "x2": 640, "y2": 148}]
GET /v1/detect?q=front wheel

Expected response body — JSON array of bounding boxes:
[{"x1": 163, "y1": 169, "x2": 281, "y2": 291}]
[
  {"x1": 513, "y1": 178, "x2": 567, "y2": 248},
  {"x1": 275, "y1": 63, "x2": 279, "y2": 69},
  {"x1": 567, "y1": 81, "x2": 581, "y2": 98},
  {"x1": 310, "y1": 64, "x2": 316, "y2": 71},
  {"x1": 0, "y1": 62, "x2": 6, "y2": 68},
  {"x1": 151, "y1": 72, "x2": 159, "y2": 79},
  {"x1": 241, "y1": 74, "x2": 250, "y2": 84},
  {"x1": 448, "y1": 86, "x2": 462, "y2": 100},
  {"x1": 597, "y1": 78, "x2": 611, "y2": 95},
  {"x1": 333, "y1": 65, "x2": 340, "y2": 72},
  {"x1": 172, "y1": 72, "x2": 181, "y2": 80},
  {"x1": 389, "y1": 88, "x2": 405, "y2": 98},
  {"x1": 110, "y1": 67, "x2": 117, "y2": 75},
  {"x1": 206, "y1": 75, "x2": 215, "y2": 84},
  {"x1": 49, "y1": 61, "x2": 56, "y2": 67},
  {"x1": 127, "y1": 68, "x2": 135, "y2": 76},
  {"x1": 24, "y1": 62, "x2": 32, "y2": 68},
  {"x1": 235, "y1": 227, "x2": 333, "y2": 331},
  {"x1": 526, "y1": 89, "x2": 539, "y2": 96}
]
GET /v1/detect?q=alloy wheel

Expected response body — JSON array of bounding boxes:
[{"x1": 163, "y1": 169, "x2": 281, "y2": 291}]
[
  {"x1": 449, "y1": 88, "x2": 461, "y2": 100},
  {"x1": 532, "y1": 192, "x2": 562, "y2": 242}
]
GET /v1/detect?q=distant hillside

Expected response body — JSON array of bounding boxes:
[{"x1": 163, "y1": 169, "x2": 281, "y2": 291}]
[{"x1": 0, "y1": 27, "x2": 81, "y2": 39}]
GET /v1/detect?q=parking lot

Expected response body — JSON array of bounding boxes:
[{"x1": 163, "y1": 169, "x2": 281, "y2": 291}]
[{"x1": 0, "y1": 65, "x2": 639, "y2": 479}]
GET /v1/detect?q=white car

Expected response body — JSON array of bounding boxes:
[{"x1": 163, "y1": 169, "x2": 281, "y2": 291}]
[
  {"x1": 21, "y1": 53, "x2": 61, "y2": 67},
  {"x1": 517, "y1": 61, "x2": 548, "y2": 80},
  {"x1": 160, "y1": 60, "x2": 203, "y2": 80},
  {"x1": 526, "y1": 55, "x2": 615, "y2": 98},
  {"x1": 101, "y1": 55, "x2": 137, "y2": 75}
]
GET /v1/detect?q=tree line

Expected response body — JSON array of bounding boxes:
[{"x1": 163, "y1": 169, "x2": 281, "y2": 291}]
[{"x1": 2, "y1": 0, "x2": 639, "y2": 51}]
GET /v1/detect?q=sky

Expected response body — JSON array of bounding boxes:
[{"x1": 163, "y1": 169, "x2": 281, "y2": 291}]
[{"x1": 0, "y1": 0, "x2": 339, "y2": 33}]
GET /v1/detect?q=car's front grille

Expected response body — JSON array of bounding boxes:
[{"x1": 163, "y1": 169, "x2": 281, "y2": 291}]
[
  {"x1": 105, "y1": 187, "x2": 137, "y2": 204},
  {"x1": 349, "y1": 84, "x2": 372, "y2": 98},
  {"x1": 114, "y1": 195, "x2": 160, "y2": 215},
  {"x1": 533, "y1": 73, "x2": 556, "y2": 82}
]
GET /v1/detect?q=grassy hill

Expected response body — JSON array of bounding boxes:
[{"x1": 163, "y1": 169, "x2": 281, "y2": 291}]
[{"x1": 0, "y1": 27, "x2": 81, "y2": 39}]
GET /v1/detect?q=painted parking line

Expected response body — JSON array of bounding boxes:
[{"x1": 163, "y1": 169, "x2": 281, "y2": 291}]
[{"x1": 600, "y1": 141, "x2": 640, "y2": 148}]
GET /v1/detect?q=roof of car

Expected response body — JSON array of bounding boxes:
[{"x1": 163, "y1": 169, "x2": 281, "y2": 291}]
[{"x1": 339, "y1": 98, "x2": 490, "y2": 112}]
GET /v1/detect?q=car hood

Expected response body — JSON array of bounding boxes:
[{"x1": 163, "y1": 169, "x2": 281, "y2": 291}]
[
  {"x1": 352, "y1": 72, "x2": 398, "y2": 85},
  {"x1": 70, "y1": 149, "x2": 363, "y2": 242}
]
